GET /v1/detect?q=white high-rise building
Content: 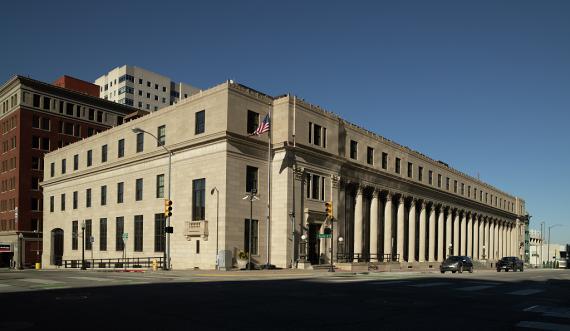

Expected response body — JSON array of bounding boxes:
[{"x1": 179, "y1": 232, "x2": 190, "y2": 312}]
[{"x1": 95, "y1": 65, "x2": 200, "y2": 112}]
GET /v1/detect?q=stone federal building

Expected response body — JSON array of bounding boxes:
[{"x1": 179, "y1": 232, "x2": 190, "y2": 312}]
[
  {"x1": 41, "y1": 80, "x2": 529, "y2": 270},
  {"x1": 0, "y1": 75, "x2": 138, "y2": 268}
]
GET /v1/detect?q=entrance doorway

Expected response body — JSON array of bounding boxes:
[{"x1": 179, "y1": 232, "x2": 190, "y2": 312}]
[
  {"x1": 51, "y1": 228, "x2": 64, "y2": 266},
  {"x1": 308, "y1": 223, "x2": 321, "y2": 265}
]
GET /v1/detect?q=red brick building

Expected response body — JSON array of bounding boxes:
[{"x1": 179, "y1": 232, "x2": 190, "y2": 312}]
[{"x1": 0, "y1": 75, "x2": 138, "y2": 268}]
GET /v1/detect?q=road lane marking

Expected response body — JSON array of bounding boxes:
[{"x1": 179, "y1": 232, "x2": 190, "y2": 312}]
[
  {"x1": 67, "y1": 276, "x2": 115, "y2": 282},
  {"x1": 457, "y1": 285, "x2": 496, "y2": 292},
  {"x1": 508, "y1": 289, "x2": 544, "y2": 296},
  {"x1": 410, "y1": 282, "x2": 450, "y2": 288},
  {"x1": 516, "y1": 321, "x2": 570, "y2": 330},
  {"x1": 19, "y1": 278, "x2": 65, "y2": 285}
]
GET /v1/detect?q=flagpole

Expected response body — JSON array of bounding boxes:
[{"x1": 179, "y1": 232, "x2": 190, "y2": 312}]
[{"x1": 266, "y1": 104, "x2": 272, "y2": 268}]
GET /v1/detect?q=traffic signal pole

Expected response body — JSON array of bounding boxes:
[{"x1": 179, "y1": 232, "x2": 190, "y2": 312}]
[{"x1": 166, "y1": 150, "x2": 171, "y2": 270}]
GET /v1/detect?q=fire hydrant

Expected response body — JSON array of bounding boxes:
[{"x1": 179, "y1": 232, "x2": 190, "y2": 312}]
[{"x1": 152, "y1": 259, "x2": 157, "y2": 271}]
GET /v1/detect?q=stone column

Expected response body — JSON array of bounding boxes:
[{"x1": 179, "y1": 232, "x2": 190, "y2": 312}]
[
  {"x1": 369, "y1": 190, "x2": 379, "y2": 261},
  {"x1": 396, "y1": 196, "x2": 405, "y2": 263},
  {"x1": 473, "y1": 214, "x2": 479, "y2": 260},
  {"x1": 453, "y1": 210, "x2": 460, "y2": 256},
  {"x1": 496, "y1": 220, "x2": 501, "y2": 260},
  {"x1": 407, "y1": 199, "x2": 416, "y2": 263},
  {"x1": 437, "y1": 206, "x2": 445, "y2": 262},
  {"x1": 485, "y1": 217, "x2": 490, "y2": 260},
  {"x1": 460, "y1": 211, "x2": 467, "y2": 256},
  {"x1": 353, "y1": 186, "x2": 363, "y2": 262},
  {"x1": 428, "y1": 204, "x2": 436, "y2": 262},
  {"x1": 506, "y1": 223, "x2": 511, "y2": 256},
  {"x1": 489, "y1": 218, "x2": 495, "y2": 261},
  {"x1": 467, "y1": 213, "x2": 473, "y2": 258},
  {"x1": 446, "y1": 208, "x2": 452, "y2": 258},
  {"x1": 383, "y1": 193, "x2": 393, "y2": 258},
  {"x1": 418, "y1": 201, "x2": 427, "y2": 262}
]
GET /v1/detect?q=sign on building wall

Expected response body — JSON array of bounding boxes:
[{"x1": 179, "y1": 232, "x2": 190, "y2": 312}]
[{"x1": 0, "y1": 243, "x2": 12, "y2": 252}]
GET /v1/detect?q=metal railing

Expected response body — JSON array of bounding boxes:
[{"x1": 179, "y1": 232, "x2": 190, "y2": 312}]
[
  {"x1": 62, "y1": 257, "x2": 164, "y2": 269},
  {"x1": 336, "y1": 253, "x2": 400, "y2": 263}
]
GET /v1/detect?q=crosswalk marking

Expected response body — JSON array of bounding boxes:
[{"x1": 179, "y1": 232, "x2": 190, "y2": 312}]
[
  {"x1": 457, "y1": 285, "x2": 496, "y2": 292},
  {"x1": 508, "y1": 289, "x2": 544, "y2": 296},
  {"x1": 20, "y1": 278, "x2": 65, "y2": 285},
  {"x1": 410, "y1": 282, "x2": 450, "y2": 288},
  {"x1": 67, "y1": 276, "x2": 115, "y2": 282},
  {"x1": 516, "y1": 321, "x2": 570, "y2": 331}
]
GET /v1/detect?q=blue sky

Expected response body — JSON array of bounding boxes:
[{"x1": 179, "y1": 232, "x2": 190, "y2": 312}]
[{"x1": 1, "y1": 1, "x2": 569, "y2": 243}]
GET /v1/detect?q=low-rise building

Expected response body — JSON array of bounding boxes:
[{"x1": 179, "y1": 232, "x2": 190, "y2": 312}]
[{"x1": 42, "y1": 80, "x2": 528, "y2": 270}]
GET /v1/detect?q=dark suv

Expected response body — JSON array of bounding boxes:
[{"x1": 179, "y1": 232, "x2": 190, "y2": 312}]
[
  {"x1": 496, "y1": 257, "x2": 524, "y2": 272},
  {"x1": 440, "y1": 256, "x2": 474, "y2": 274}
]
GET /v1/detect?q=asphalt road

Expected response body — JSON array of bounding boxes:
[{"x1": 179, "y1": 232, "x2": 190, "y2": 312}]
[{"x1": 0, "y1": 268, "x2": 568, "y2": 330}]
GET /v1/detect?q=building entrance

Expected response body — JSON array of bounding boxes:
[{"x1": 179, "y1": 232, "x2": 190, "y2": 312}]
[
  {"x1": 308, "y1": 223, "x2": 322, "y2": 265},
  {"x1": 51, "y1": 229, "x2": 64, "y2": 266}
]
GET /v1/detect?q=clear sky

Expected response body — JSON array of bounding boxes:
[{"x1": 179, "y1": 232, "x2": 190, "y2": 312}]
[{"x1": 1, "y1": 1, "x2": 569, "y2": 243}]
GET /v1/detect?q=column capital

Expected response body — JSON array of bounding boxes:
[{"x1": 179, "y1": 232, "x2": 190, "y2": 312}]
[
  {"x1": 420, "y1": 200, "x2": 427, "y2": 210},
  {"x1": 355, "y1": 184, "x2": 364, "y2": 196},
  {"x1": 398, "y1": 195, "x2": 405, "y2": 205},
  {"x1": 294, "y1": 167, "x2": 306, "y2": 181},
  {"x1": 385, "y1": 192, "x2": 393, "y2": 202},
  {"x1": 331, "y1": 174, "x2": 340, "y2": 189},
  {"x1": 371, "y1": 188, "x2": 380, "y2": 199}
]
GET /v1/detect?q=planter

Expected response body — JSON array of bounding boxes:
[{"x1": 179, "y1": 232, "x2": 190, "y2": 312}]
[{"x1": 237, "y1": 259, "x2": 248, "y2": 269}]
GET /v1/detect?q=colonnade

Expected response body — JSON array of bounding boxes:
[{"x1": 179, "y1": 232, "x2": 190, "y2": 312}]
[{"x1": 349, "y1": 186, "x2": 522, "y2": 263}]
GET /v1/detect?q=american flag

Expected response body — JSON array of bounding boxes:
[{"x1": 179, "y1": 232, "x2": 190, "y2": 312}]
[{"x1": 252, "y1": 113, "x2": 270, "y2": 135}]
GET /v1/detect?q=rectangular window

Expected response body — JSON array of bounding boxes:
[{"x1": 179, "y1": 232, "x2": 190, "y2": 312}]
[
  {"x1": 85, "y1": 220, "x2": 92, "y2": 250},
  {"x1": 60, "y1": 193, "x2": 65, "y2": 211},
  {"x1": 407, "y1": 162, "x2": 413, "y2": 178},
  {"x1": 247, "y1": 110, "x2": 259, "y2": 134},
  {"x1": 117, "y1": 182, "x2": 124, "y2": 203},
  {"x1": 86, "y1": 188, "x2": 91, "y2": 208},
  {"x1": 32, "y1": 157, "x2": 41, "y2": 170},
  {"x1": 244, "y1": 219, "x2": 259, "y2": 255},
  {"x1": 100, "y1": 185, "x2": 107, "y2": 205},
  {"x1": 154, "y1": 213, "x2": 166, "y2": 252},
  {"x1": 350, "y1": 140, "x2": 358, "y2": 160},
  {"x1": 116, "y1": 217, "x2": 124, "y2": 251},
  {"x1": 100, "y1": 218, "x2": 107, "y2": 251},
  {"x1": 313, "y1": 124, "x2": 322, "y2": 146},
  {"x1": 136, "y1": 133, "x2": 144, "y2": 152},
  {"x1": 33, "y1": 94, "x2": 40, "y2": 108},
  {"x1": 118, "y1": 139, "x2": 125, "y2": 158},
  {"x1": 306, "y1": 173, "x2": 325, "y2": 201},
  {"x1": 73, "y1": 154, "x2": 78, "y2": 170},
  {"x1": 367, "y1": 147, "x2": 374, "y2": 165},
  {"x1": 73, "y1": 191, "x2": 78, "y2": 209},
  {"x1": 50, "y1": 196, "x2": 54, "y2": 212},
  {"x1": 428, "y1": 170, "x2": 433, "y2": 185},
  {"x1": 246, "y1": 166, "x2": 258, "y2": 193},
  {"x1": 136, "y1": 178, "x2": 143, "y2": 201},
  {"x1": 382, "y1": 153, "x2": 388, "y2": 170},
  {"x1": 192, "y1": 178, "x2": 206, "y2": 221},
  {"x1": 309, "y1": 122, "x2": 313, "y2": 144},
  {"x1": 195, "y1": 110, "x2": 205, "y2": 134},
  {"x1": 88, "y1": 108, "x2": 95, "y2": 121},
  {"x1": 156, "y1": 174, "x2": 165, "y2": 198},
  {"x1": 50, "y1": 162, "x2": 55, "y2": 177},
  {"x1": 419, "y1": 166, "x2": 424, "y2": 182},
  {"x1": 101, "y1": 144, "x2": 108, "y2": 163},
  {"x1": 157, "y1": 125, "x2": 166, "y2": 146},
  {"x1": 395, "y1": 158, "x2": 401, "y2": 174},
  {"x1": 322, "y1": 127, "x2": 327, "y2": 148},
  {"x1": 87, "y1": 150, "x2": 92, "y2": 167},
  {"x1": 454, "y1": 180, "x2": 458, "y2": 193},
  {"x1": 446, "y1": 177, "x2": 450, "y2": 190},
  {"x1": 72, "y1": 221, "x2": 78, "y2": 250},
  {"x1": 134, "y1": 215, "x2": 143, "y2": 252},
  {"x1": 438, "y1": 174, "x2": 442, "y2": 188},
  {"x1": 61, "y1": 159, "x2": 66, "y2": 174}
]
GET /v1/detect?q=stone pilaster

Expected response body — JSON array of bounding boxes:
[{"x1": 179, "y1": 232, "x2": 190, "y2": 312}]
[
  {"x1": 460, "y1": 211, "x2": 467, "y2": 256},
  {"x1": 383, "y1": 193, "x2": 393, "y2": 257},
  {"x1": 396, "y1": 196, "x2": 405, "y2": 263},
  {"x1": 418, "y1": 201, "x2": 427, "y2": 263},
  {"x1": 353, "y1": 185, "x2": 363, "y2": 262},
  {"x1": 369, "y1": 189, "x2": 379, "y2": 261},
  {"x1": 437, "y1": 205, "x2": 445, "y2": 262},
  {"x1": 428, "y1": 204, "x2": 436, "y2": 262},
  {"x1": 453, "y1": 210, "x2": 460, "y2": 256},
  {"x1": 408, "y1": 199, "x2": 416, "y2": 263}
]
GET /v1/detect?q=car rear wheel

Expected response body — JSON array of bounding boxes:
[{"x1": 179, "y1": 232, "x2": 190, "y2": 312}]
[{"x1": 440, "y1": 270, "x2": 445, "y2": 274}]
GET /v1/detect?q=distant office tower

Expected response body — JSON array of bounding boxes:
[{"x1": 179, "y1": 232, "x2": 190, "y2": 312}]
[{"x1": 94, "y1": 65, "x2": 200, "y2": 111}]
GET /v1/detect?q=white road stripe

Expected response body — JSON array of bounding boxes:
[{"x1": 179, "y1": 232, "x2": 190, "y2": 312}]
[
  {"x1": 457, "y1": 285, "x2": 496, "y2": 292},
  {"x1": 67, "y1": 276, "x2": 115, "y2": 282},
  {"x1": 0, "y1": 283, "x2": 11, "y2": 287},
  {"x1": 410, "y1": 282, "x2": 450, "y2": 288},
  {"x1": 516, "y1": 321, "x2": 570, "y2": 331},
  {"x1": 20, "y1": 278, "x2": 65, "y2": 285},
  {"x1": 508, "y1": 289, "x2": 544, "y2": 296}
]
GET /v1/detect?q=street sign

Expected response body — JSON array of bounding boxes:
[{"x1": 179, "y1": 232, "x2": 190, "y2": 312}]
[
  {"x1": 122, "y1": 233, "x2": 128, "y2": 239},
  {"x1": 165, "y1": 226, "x2": 173, "y2": 233},
  {"x1": 318, "y1": 234, "x2": 332, "y2": 239}
]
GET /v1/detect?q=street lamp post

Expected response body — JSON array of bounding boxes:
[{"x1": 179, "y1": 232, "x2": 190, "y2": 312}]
[
  {"x1": 482, "y1": 245, "x2": 486, "y2": 260},
  {"x1": 300, "y1": 234, "x2": 307, "y2": 262},
  {"x1": 81, "y1": 221, "x2": 86, "y2": 270},
  {"x1": 338, "y1": 236, "x2": 344, "y2": 262},
  {"x1": 132, "y1": 127, "x2": 173, "y2": 270},
  {"x1": 210, "y1": 187, "x2": 219, "y2": 270},
  {"x1": 547, "y1": 224, "x2": 563, "y2": 268},
  {"x1": 243, "y1": 188, "x2": 259, "y2": 270}
]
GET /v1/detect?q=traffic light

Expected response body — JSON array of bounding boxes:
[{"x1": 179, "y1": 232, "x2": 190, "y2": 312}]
[
  {"x1": 164, "y1": 199, "x2": 173, "y2": 217},
  {"x1": 325, "y1": 201, "x2": 333, "y2": 218}
]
